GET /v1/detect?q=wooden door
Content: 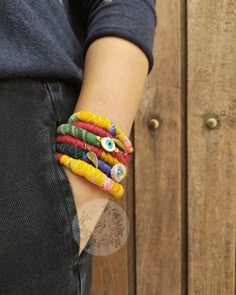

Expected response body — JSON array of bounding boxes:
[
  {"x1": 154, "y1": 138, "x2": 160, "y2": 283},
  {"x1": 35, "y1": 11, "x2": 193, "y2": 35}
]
[
  {"x1": 90, "y1": 0, "x2": 236, "y2": 294},
  {"x1": 188, "y1": 0, "x2": 236, "y2": 293}
]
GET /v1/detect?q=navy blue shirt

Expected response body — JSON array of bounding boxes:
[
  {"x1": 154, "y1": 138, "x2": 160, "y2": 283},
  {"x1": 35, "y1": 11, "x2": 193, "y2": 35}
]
[{"x1": 0, "y1": 0, "x2": 157, "y2": 83}]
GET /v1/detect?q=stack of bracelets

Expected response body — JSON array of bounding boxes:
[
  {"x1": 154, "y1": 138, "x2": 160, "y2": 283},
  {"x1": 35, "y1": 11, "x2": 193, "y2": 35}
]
[{"x1": 55, "y1": 110, "x2": 134, "y2": 198}]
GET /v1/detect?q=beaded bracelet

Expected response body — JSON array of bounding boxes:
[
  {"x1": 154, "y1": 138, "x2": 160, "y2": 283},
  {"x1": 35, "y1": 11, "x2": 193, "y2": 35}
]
[
  {"x1": 56, "y1": 135, "x2": 129, "y2": 166},
  {"x1": 56, "y1": 110, "x2": 134, "y2": 198},
  {"x1": 56, "y1": 143, "x2": 127, "y2": 182},
  {"x1": 56, "y1": 153, "x2": 124, "y2": 198},
  {"x1": 68, "y1": 110, "x2": 134, "y2": 153},
  {"x1": 72, "y1": 121, "x2": 112, "y2": 138},
  {"x1": 57, "y1": 123, "x2": 128, "y2": 155}
]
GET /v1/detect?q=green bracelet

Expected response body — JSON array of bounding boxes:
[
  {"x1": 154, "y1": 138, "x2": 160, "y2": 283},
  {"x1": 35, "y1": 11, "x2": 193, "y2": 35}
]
[{"x1": 57, "y1": 124, "x2": 119, "y2": 153}]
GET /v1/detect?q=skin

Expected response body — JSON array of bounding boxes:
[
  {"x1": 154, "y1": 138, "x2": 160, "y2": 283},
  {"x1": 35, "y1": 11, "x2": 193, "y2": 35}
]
[{"x1": 62, "y1": 36, "x2": 149, "y2": 254}]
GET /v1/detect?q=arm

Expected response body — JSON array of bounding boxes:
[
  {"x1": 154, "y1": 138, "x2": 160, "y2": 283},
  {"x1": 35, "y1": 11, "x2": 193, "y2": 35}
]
[
  {"x1": 74, "y1": 36, "x2": 149, "y2": 136},
  {"x1": 64, "y1": 1, "x2": 157, "y2": 255}
]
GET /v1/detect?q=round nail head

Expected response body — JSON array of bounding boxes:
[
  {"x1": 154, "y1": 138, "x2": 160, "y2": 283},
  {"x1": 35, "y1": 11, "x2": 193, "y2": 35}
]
[
  {"x1": 148, "y1": 119, "x2": 160, "y2": 130},
  {"x1": 206, "y1": 118, "x2": 218, "y2": 129}
]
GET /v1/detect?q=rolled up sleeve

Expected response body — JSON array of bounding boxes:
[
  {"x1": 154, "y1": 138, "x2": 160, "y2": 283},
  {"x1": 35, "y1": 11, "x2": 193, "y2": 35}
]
[{"x1": 82, "y1": 0, "x2": 157, "y2": 74}]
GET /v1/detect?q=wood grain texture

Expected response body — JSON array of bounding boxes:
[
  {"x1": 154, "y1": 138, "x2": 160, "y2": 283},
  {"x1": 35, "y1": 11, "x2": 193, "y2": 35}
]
[
  {"x1": 91, "y1": 247, "x2": 128, "y2": 295},
  {"x1": 90, "y1": 187, "x2": 132, "y2": 295},
  {"x1": 135, "y1": 0, "x2": 186, "y2": 294},
  {"x1": 187, "y1": 0, "x2": 236, "y2": 293},
  {"x1": 91, "y1": 141, "x2": 135, "y2": 295}
]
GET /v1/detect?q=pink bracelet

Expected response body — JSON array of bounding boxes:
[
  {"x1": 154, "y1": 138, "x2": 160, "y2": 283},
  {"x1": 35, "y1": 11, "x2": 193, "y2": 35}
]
[
  {"x1": 71, "y1": 121, "x2": 112, "y2": 138},
  {"x1": 56, "y1": 135, "x2": 130, "y2": 166}
]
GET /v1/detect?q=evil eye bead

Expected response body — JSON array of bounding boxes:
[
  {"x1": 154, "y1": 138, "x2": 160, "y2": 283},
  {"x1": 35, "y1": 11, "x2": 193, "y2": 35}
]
[
  {"x1": 101, "y1": 137, "x2": 116, "y2": 152},
  {"x1": 111, "y1": 164, "x2": 127, "y2": 182}
]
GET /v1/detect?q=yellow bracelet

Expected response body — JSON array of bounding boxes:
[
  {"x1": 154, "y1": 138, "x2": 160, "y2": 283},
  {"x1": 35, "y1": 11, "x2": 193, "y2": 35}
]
[
  {"x1": 68, "y1": 110, "x2": 134, "y2": 153},
  {"x1": 57, "y1": 153, "x2": 124, "y2": 198}
]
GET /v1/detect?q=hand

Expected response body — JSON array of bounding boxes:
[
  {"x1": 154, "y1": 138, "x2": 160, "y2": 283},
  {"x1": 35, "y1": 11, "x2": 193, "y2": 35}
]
[{"x1": 62, "y1": 166, "x2": 110, "y2": 255}]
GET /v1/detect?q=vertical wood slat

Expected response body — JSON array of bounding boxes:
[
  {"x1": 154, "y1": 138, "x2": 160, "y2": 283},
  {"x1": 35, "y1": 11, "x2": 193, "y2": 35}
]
[
  {"x1": 90, "y1": 182, "x2": 132, "y2": 295},
  {"x1": 90, "y1": 180, "x2": 134, "y2": 295},
  {"x1": 90, "y1": 133, "x2": 135, "y2": 295},
  {"x1": 135, "y1": 0, "x2": 186, "y2": 294},
  {"x1": 188, "y1": 0, "x2": 236, "y2": 293}
]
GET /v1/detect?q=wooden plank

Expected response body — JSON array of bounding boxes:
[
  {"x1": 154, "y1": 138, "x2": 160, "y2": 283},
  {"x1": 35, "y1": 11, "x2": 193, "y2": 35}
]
[
  {"x1": 91, "y1": 247, "x2": 128, "y2": 295},
  {"x1": 187, "y1": 0, "x2": 236, "y2": 293},
  {"x1": 91, "y1": 132, "x2": 135, "y2": 294},
  {"x1": 135, "y1": 0, "x2": 186, "y2": 294},
  {"x1": 90, "y1": 190, "x2": 131, "y2": 295},
  {"x1": 90, "y1": 201, "x2": 128, "y2": 294},
  {"x1": 126, "y1": 130, "x2": 137, "y2": 295}
]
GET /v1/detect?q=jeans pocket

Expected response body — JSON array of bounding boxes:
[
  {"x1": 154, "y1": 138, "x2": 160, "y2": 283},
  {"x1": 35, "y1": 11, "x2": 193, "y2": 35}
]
[
  {"x1": 41, "y1": 80, "x2": 94, "y2": 293},
  {"x1": 78, "y1": 237, "x2": 93, "y2": 295},
  {"x1": 40, "y1": 81, "x2": 82, "y2": 263}
]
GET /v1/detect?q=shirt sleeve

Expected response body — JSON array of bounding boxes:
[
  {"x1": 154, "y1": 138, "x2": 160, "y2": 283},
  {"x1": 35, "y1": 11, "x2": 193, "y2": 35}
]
[{"x1": 82, "y1": 0, "x2": 157, "y2": 74}]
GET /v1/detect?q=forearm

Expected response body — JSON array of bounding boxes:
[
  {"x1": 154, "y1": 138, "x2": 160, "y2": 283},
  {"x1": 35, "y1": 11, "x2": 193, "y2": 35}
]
[
  {"x1": 65, "y1": 36, "x2": 149, "y2": 254},
  {"x1": 74, "y1": 36, "x2": 149, "y2": 135}
]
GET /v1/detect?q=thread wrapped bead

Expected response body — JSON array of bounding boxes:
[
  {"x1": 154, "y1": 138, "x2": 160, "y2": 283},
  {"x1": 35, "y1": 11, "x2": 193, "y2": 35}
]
[
  {"x1": 56, "y1": 135, "x2": 129, "y2": 166},
  {"x1": 56, "y1": 153, "x2": 124, "y2": 198},
  {"x1": 68, "y1": 110, "x2": 134, "y2": 153},
  {"x1": 55, "y1": 110, "x2": 134, "y2": 198}
]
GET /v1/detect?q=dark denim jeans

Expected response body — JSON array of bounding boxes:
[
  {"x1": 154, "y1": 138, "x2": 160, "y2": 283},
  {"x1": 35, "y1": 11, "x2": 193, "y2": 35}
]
[{"x1": 0, "y1": 79, "x2": 92, "y2": 294}]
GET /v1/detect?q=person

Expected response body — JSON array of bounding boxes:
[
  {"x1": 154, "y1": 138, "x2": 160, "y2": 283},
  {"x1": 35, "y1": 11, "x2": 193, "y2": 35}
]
[{"x1": 0, "y1": 0, "x2": 157, "y2": 294}]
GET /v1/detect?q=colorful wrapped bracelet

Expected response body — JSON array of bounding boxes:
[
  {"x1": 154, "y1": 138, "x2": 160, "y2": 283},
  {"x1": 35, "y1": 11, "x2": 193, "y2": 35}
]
[
  {"x1": 72, "y1": 121, "x2": 112, "y2": 138},
  {"x1": 57, "y1": 123, "x2": 125, "y2": 154},
  {"x1": 68, "y1": 110, "x2": 134, "y2": 153},
  {"x1": 56, "y1": 135, "x2": 129, "y2": 166},
  {"x1": 56, "y1": 143, "x2": 127, "y2": 182},
  {"x1": 55, "y1": 110, "x2": 134, "y2": 198},
  {"x1": 56, "y1": 153, "x2": 124, "y2": 198}
]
